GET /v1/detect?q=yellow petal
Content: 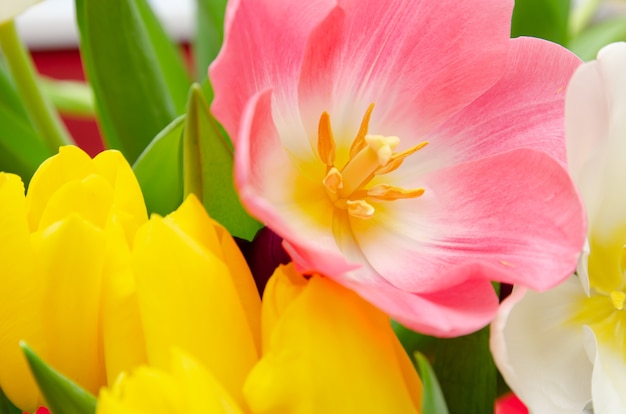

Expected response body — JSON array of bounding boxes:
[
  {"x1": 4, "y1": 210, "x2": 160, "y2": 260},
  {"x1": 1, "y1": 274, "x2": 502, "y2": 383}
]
[
  {"x1": 216, "y1": 223, "x2": 262, "y2": 353},
  {"x1": 172, "y1": 350, "x2": 245, "y2": 414},
  {"x1": 26, "y1": 146, "x2": 95, "y2": 232},
  {"x1": 132, "y1": 204, "x2": 258, "y2": 406},
  {"x1": 259, "y1": 264, "x2": 307, "y2": 353},
  {"x1": 0, "y1": 173, "x2": 45, "y2": 411},
  {"x1": 244, "y1": 267, "x2": 422, "y2": 413},
  {"x1": 93, "y1": 150, "x2": 148, "y2": 243},
  {"x1": 97, "y1": 369, "x2": 182, "y2": 414},
  {"x1": 101, "y1": 218, "x2": 147, "y2": 383},
  {"x1": 97, "y1": 350, "x2": 244, "y2": 414},
  {"x1": 38, "y1": 174, "x2": 114, "y2": 231},
  {"x1": 33, "y1": 214, "x2": 107, "y2": 395},
  {"x1": 165, "y1": 195, "x2": 261, "y2": 353}
]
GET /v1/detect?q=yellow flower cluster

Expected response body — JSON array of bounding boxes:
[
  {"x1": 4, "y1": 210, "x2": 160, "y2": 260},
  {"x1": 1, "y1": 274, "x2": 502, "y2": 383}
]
[{"x1": 0, "y1": 146, "x2": 421, "y2": 413}]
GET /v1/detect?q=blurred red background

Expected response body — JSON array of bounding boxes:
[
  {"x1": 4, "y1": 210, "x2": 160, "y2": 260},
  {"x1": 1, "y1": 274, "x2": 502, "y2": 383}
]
[{"x1": 31, "y1": 48, "x2": 105, "y2": 157}]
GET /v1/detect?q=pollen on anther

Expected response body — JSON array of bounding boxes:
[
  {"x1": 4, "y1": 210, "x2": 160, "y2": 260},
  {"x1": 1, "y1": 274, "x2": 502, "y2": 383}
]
[
  {"x1": 346, "y1": 199, "x2": 375, "y2": 219},
  {"x1": 364, "y1": 134, "x2": 400, "y2": 166},
  {"x1": 323, "y1": 167, "x2": 343, "y2": 194}
]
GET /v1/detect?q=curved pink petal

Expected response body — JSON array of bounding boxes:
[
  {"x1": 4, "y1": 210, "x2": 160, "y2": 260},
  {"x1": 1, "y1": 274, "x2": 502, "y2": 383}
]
[
  {"x1": 340, "y1": 261, "x2": 500, "y2": 337},
  {"x1": 306, "y1": 208, "x2": 499, "y2": 336},
  {"x1": 210, "y1": 0, "x2": 335, "y2": 142},
  {"x1": 396, "y1": 36, "x2": 581, "y2": 178},
  {"x1": 495, "y1": 394, "x2": 528, "y2": 414},
  {"x1": 296, "y1": 0, "x2": 513, "y2": 144},
  {"x1": 235, "y1": 89, "x2": 357, "y2": 276},
  {"x1": 351, "y1": 148, "x2": 586, "y2": 293},
  {"x1": 223, "y1": 0, "x2": 586, "y2": 337}
]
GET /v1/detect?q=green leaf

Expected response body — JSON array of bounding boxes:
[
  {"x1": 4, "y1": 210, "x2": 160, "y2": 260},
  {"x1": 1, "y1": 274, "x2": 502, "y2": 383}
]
[
  {"x1": 21, "y1": 342, "x2": 97, "y2": 414},
  {"x1": 135, "y1": 0, "x2": 190, "y2": 113},
  {"x1": 393, "y1": 320, "x2": 437, "y2": 353},
  {"x1": 430, "y1": 327, "x2": 497, "y2": 414},
  {"x1": 511, "y1": 0, "x2": 571, "y2": 45},
  {"x1": 0, "y1": 62, "x2": 52, "y2": 182},
  {"x1": 414, "y1": 352, "x2": 450, "y2": 414},
  {"x1": 395, "y1": 323, "x2": 496, "y2": 413},
  {"x1": 0, "y1": 386, "x2": 21, "y2": 414},
  {"x1": 193, "y1": 0, "x2": 228, "y2": 81},
  {"x1": 569, "y1": 16, "x2": 626, "y2": 61},
  {"x1": 0, "y1": 22, "x2": 73, "y2": 152},
  {"x1": 133, "y1": 115, "x2": 185, "y2": 216},
  {"x1": 75, "y1": 0, "x2": 189, "y2": 162},
  {"x1": 183, "y1": 84, "x2": 262, "y2": 240}
]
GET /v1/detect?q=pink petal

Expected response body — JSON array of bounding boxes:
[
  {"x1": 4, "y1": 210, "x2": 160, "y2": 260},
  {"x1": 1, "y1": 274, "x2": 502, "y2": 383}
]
[
  {"x1": 209, "y1": 0, "x2": 335, "y2": 142},
  {"x1": 340, "y1": 261, "x2": 500, "y2": 337},
  {"x1": 495, "y1": 394, "x2": 528, "y2": 414},
  {"x1": 322, "y1": 212, "x2": 499, "y2": 336},
  {"x1": 400, "y1": 36, "x2": 581, "y2": 177},
  {"x1": 235, "y1": 89, "x2": 357, "y2": 277},
  {"x1": 297, "y1": 0, "x2": 513, "y2": 143},
  {"x1": 351, "y1": 148, "x2": 585, "y2": 293}
]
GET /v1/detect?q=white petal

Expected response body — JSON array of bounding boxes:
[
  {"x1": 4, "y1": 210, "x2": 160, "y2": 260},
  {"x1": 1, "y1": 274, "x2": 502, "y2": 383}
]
[
  {"x1": 491, "y1": 277, "x2": 592, "y2": 413},
  {"x1": 566, "y1": 42, "x2": 626, "y2": 241},
  {"x1": 577, "y1": 238, "x2": 591, "y2": 296},
  {"x1": 583, "y1": 326, "x2": 626, "y2": 414}
]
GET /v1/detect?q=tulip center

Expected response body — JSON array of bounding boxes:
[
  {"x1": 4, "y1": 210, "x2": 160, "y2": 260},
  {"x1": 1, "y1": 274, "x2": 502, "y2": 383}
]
[{"x1": 317, "y1": 104, "x2": 427, "y2": 219}]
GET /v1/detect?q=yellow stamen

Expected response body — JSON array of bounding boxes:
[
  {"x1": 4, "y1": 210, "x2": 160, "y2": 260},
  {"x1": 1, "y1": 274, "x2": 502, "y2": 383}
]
[
  {"x1": 349, "y1": 103, "x2": 376, "y2": 158},
  {"x1": 610, "y1": 291, "x2": 626, "y2": 310},
  {"x1": 316, "y1": 104, "x2": 428, "y2": 220},
  {"x1": 364, "y1": 135, "x2": 400, "y2": 165},
  {"x1": 376, "y1": 141, "x2": 429, "y2": 175},
  {"x1": 318, "y1": 112, "x2": 336, "y2": 168},
  {"x1": 366, "y1": 184, "x2": 425, "y2": 201},
  {"x1": 338, "y1": 139, "x2": 389, "y2": 197},
  {"x1": 346, "y1": 199, "x2": 375, "y2": 219},
  {"x1": 323, "y1": 167, "x2": 343, "y2": 195}
]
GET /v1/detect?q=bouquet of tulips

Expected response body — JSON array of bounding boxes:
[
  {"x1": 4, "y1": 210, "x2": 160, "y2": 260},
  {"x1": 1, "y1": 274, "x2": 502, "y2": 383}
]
[{"x1": 1, "y1": 0, "x2": 625, "y2": 412}]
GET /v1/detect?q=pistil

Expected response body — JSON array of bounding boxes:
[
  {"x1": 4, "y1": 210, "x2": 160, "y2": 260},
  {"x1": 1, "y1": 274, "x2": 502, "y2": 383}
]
[{"x1": 318, "y1": 105, "x2": 427, "y2": 219}]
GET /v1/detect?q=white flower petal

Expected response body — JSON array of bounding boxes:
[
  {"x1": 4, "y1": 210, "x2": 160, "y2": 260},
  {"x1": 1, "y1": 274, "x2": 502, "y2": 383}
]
[
  {"x1": 583, "y1": 326, "x2": 626, "y2": 414},
  {"x1": 577, "y1": 238, "x2": 591, "y2": 296},
  {"x1": 566, "y1": 42, "x2": 626, "y2": 241},
  {"x1": 491, "y1": 277, "x2": 592, "y2": 413}
]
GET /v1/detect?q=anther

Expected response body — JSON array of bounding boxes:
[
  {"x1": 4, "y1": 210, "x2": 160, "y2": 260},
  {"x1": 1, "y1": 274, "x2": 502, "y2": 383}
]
[
  {"x1": 323, "y1": 167, "x2": 343, "y2": 194},
  {"x1": 346, "y1": 200, "x2": 375, "y2": 219}
]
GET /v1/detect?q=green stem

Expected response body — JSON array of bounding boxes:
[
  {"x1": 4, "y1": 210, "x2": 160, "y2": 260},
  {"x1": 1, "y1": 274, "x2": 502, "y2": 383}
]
[{"x1": 0, "y1": 20, "x2": 73, "y2": 152}]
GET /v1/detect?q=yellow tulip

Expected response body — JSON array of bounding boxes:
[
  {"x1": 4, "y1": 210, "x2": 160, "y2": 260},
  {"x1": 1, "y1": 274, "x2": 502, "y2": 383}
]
[
  {"x1": 130, "y1": 195, "x2": 261, "y2": 407},
  {"x1": 97, "y1": 260, "x2": 422, "y2": 413},
  {"x1": 0, "y1": 146, "x2": 148, "y2": 412},
  {"x1": 244, "y1": 265, "x2": 423, "y2": 413},
  {"x1": 97, "y1": 349, "x2": 244, "y2": 414}
]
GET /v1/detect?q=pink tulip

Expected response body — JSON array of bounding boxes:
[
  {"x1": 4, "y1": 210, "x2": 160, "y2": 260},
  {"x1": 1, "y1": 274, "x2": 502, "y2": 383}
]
[
  {"x1": 495, "y1": 393, "x2": 528, "y2": 414},
  {"x1": 210, "y1": 0, "x2": 587, "y2": 336}
]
